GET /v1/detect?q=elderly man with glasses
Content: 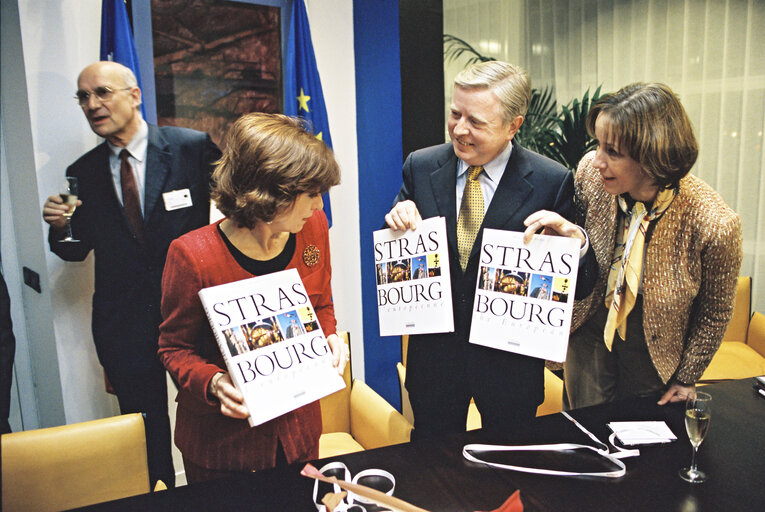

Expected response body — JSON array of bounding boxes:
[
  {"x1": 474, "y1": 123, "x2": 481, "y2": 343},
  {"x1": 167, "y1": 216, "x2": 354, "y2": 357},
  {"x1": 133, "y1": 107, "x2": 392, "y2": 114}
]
[{"x1": 42, "y1": 61, "x2": 220, "y2": 488}]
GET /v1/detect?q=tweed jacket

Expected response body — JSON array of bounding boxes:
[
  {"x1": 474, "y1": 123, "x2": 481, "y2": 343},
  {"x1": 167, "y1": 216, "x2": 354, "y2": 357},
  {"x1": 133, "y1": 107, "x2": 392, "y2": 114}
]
[
  {"x1": 158, "y1": 211, "x2": 335, "y2": 470},
  {"x1": 571, "y1": 152, "x2": 743, "y2": 384}
]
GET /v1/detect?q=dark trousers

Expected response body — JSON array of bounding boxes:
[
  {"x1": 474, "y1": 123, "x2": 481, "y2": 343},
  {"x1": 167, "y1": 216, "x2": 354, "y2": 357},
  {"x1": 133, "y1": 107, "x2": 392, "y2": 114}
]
[
  {"x1": 182, "y1": 442, "x2": 288, "y2": 484},
  {"x1": 407, "y1": 335, "x2": 543, "y2": 441},
  {"x1": 564, "y1": 296, "x2": 665, "y2": 410},
  {"x1": 109, "y1": 361, "x2": 175, "y2": 488}
]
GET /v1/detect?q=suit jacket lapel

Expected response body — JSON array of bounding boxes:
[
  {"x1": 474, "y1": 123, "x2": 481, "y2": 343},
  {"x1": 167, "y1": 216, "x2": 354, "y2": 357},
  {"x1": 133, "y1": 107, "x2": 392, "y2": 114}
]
[
  {"x1": 92, "y1": 142, "x2": 128, "y2": 221},
  {"x1": 144, "y1": 125, "x2": 171, "y2": 225},
  {"x1": 471, "y1": 140, "x2": 533, "y2": 261},
  {"x1": 93, "y1": 143, "x2": 118, "y2": 201},
  {"x1": 429, "y1": 149, "x2": 459, "y2": 258}
]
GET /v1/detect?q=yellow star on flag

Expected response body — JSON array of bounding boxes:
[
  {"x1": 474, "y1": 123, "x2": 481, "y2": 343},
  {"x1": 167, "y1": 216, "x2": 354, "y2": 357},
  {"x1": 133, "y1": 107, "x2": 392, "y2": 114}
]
[
  {"x1": 315, "y1": 132, "x2": 323, "y2": 141},
  {"x1": 297, "y1": 88, "x2": 311, "y2": 113}
]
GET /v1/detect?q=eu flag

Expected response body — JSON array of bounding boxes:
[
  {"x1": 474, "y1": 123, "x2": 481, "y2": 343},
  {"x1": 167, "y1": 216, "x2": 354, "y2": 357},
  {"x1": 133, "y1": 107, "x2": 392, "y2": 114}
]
[
  {"x1": 100, "y1": 0, "x2": 146, "y2": 119},
  {"x1": 284, "y1": 0, "x2": 334, "y2": 226}
]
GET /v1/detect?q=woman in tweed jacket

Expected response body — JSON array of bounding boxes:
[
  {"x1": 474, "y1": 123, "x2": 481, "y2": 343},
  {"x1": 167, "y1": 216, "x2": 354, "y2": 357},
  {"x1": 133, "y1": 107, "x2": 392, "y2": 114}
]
[{"x1": 562, "y1": 83, "x2": 742, "y2": 409}]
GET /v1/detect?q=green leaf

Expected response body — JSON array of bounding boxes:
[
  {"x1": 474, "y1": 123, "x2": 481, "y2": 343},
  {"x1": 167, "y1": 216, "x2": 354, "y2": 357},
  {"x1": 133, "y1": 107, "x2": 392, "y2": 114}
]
[
  {"x1": 539, "y1": 85, "x2": 604, "y2": 171},
  {"x1": 443, "y1": 34, "x2": 495, "y2": 66},
  {"x1": 515, "y1": 85, "x2": 558, "y2": 153}
]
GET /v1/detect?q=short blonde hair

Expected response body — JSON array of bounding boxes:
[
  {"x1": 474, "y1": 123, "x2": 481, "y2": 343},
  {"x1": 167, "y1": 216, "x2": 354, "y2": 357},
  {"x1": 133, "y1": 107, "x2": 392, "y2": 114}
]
[
  {"x1": 454, "y1": 61, "x2": 531, "y2": 123},
  {"x1": 586, "y1": 83, "x2": 698, "y2": 189},
  {"x1": 211, "y1": 113, "x2": 340, "y2": 228}
]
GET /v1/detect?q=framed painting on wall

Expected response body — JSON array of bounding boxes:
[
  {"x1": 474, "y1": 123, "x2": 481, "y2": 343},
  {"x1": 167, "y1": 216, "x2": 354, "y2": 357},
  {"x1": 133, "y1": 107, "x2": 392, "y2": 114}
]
[{"x1": 151, "y1": 0, "x2": 282, "y2": 149}]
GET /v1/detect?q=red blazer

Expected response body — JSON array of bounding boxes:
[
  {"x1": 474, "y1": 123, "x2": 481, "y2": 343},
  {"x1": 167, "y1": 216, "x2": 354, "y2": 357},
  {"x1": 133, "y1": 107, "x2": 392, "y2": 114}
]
[{"x1": 158, "y1": 211, "x2": 336, "y2": 471}]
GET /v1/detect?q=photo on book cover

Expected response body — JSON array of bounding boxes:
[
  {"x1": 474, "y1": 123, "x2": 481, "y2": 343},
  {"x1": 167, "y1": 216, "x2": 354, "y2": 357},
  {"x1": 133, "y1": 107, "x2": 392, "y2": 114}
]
[
  {"x1": 469, "y1": 229, "x2": 580, "y2": 362},
  {"x1": 199, "y1": 269, "x2": 345, "y2": 426},
  {"x1": 222, "y1": 317, "x2": 283, "y2": 357},
  {"x1": 373, "y1": 216, "x2": 454, "y2": 336}
]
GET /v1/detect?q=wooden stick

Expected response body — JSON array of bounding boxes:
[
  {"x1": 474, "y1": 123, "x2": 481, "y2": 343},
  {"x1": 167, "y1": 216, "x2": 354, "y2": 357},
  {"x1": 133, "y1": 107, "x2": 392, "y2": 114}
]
[{"x1": 301, "y1": 463, "x2": 430, "y2": 512}]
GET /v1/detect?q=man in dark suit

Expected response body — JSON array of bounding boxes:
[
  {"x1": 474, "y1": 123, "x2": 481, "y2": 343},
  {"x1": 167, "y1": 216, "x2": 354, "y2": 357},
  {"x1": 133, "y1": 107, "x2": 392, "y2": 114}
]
[
  {"x1": 386, "y1": 61, "x2": 595, "y2": 440},
  {"x1": 43, "y1": 61, "x2": 220, "y2": 486}
]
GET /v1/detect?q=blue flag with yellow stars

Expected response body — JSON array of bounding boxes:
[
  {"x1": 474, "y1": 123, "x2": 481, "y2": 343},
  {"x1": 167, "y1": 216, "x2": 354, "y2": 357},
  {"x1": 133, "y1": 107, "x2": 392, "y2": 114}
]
[
  {"x1": 284, "y1": 0, "x2": 334, "y2": 227},
  {"x1": 100, "y1": 0, "x2": 146, "y2": 119}
]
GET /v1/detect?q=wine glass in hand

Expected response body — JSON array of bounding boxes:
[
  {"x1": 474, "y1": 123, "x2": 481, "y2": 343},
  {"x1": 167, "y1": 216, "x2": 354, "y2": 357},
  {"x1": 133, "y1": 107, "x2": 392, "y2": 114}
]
[
  {"x1": 59, "y1": 177, "x2": 79, "y2": 243},
  {"x1": 679, "y1": 391, "x2": 712, "y2": 483}
]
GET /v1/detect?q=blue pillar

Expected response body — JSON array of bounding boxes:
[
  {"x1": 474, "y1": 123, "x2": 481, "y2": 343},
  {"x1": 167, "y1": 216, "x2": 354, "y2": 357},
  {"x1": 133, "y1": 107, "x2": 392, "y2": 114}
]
[{"x1": 353, "y1": 0, "x2": 403, "y2": 409}]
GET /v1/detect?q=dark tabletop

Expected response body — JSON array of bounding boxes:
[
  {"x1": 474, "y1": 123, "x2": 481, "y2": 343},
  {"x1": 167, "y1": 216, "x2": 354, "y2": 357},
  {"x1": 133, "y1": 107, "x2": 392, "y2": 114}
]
[{"x1": 74, "y1": 379, "x2": 765, "y2": 512}]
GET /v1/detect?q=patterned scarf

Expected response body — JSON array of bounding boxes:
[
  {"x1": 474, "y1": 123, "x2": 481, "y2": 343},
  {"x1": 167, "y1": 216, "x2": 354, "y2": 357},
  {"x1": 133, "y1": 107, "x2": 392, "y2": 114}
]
[{"x1": 603, "y1": 188, "x2": 676, "y2": 349}]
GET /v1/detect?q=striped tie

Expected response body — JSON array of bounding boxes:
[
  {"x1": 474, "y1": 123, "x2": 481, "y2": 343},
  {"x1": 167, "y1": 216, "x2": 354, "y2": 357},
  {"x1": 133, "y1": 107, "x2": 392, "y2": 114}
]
[{"x1": 456, "y1": 165, "x2": 485, "y2": 270}]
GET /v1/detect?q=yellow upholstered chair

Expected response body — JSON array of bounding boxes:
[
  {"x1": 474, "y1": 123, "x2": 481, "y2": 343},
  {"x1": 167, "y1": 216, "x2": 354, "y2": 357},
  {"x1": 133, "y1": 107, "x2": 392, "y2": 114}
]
[
  {"x1": 721, "y1": 276, "x2": 751, "y2": 343},
  {"x1": 537, "y1": 368, "x2": 565, "y2": 416},
  {"x1": 398, "y1": 335, "x2": 564, "y2": 432},
  {"x1": 701, "y1": 277, "x2": 765, "y2": 382},
  {"x1": 1, "y1": 413, "x2": 151, "y2": 512},
  {"x1": 746, "y1": 311, "x2": 765, "y2": 357},
  {"x1": 396, "y1": 362, "x2": 414, "y2": 425},
  {"x1": 319, "y1": 332, "x2": 413, "y2": 458}
]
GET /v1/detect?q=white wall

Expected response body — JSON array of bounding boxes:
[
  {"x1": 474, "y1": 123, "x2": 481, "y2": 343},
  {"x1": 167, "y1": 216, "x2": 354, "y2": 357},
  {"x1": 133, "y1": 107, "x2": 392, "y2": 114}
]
[
  {"x1": 1, "y1": 122, "x2": 36, "y2": 431},
  {"x1": 18, "y1": 0, "x2": 122, "y2": 423},
  {"x1": 305, "y1": 0, "x2": 364, "y2": 378},
  {"x1": 10, "y1": 0, "x2": 361, "y2": 425}
]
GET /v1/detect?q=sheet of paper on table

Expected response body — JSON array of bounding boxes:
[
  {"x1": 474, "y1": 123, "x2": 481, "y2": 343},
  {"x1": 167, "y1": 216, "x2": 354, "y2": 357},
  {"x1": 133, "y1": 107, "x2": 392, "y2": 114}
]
[{"x1": 607, "y1": 421, "x2": 677, "y2": 445}]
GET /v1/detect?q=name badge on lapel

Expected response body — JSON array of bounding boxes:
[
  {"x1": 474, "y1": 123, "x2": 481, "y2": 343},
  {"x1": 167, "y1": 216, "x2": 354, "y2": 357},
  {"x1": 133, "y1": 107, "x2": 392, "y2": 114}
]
[{"x1": 163, "y1": 189, "x2": 193, "y2": 211}]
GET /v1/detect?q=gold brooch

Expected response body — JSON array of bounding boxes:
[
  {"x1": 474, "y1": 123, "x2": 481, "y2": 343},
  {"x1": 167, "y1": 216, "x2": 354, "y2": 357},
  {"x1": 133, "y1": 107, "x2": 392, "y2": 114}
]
[{"x1": 303, "y1": 245, "x2": 320, "y2": 267}]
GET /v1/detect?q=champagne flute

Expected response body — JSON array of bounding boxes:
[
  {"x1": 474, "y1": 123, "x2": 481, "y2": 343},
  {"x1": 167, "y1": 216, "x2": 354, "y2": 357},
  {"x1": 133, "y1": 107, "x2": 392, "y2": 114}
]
[
  {"x1": 59, "y1": 177, "x2": 79, "y2": 243},
  {"x1": 679, "y1": 391, "x2": 712, "y2": 483}
]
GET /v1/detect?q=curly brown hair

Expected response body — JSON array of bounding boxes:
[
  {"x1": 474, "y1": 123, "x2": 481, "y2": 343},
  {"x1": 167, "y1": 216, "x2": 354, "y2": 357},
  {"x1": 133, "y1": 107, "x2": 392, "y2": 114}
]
[
  {"x1": 586, "y1": 83, "x2": 698, "y2": 189},
  {"x1": 211, "y1": 112, "x2": 340, "y2": 228}
]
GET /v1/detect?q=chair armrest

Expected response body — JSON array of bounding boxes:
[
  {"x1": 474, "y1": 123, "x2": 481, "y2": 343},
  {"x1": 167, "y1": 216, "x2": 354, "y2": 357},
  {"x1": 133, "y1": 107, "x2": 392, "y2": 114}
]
[
  {"x1": 700, "y1": 341, "x2": 765, "y2": 382},
  {"x1": 747, "y1": 311, "x2": 765, "y2": 358},
  {"x1": 349, "y1": 379, "x2": 412, "y2": 450},
  {"x1": 723, "y1": 276, "x2": 751, "y2": 342},
  {"x1": 537, "y1": 368, "x2": 563, "y2": 416},
  {"x1": 396, "y1": 362, "x2": 414, "y2": 425}
]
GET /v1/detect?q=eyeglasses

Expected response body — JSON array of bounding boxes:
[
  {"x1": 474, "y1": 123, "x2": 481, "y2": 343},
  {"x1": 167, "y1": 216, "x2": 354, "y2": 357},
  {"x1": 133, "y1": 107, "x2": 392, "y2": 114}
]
[{"x1": 74, "y1": 86, "x2": 132, "y2": 106}]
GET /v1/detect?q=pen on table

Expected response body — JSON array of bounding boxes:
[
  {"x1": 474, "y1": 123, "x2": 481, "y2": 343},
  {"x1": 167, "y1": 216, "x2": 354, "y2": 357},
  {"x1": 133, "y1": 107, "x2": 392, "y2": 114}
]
[{"x1": 757, "y1": 387, "x2": 765, "y2": 399}]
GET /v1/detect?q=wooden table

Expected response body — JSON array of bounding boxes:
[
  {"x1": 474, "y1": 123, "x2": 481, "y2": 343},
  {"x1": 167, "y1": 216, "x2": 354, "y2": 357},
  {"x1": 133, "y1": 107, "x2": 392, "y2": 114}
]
[{"x1": 75, "y1": 379, "x2": 765, "y2": 511}]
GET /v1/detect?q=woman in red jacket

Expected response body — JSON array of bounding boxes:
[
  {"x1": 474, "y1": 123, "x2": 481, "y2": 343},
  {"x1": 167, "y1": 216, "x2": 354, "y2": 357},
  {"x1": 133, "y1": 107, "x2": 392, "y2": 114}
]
[{"x1": 158, "y1": 112, "x2": 347, "y2": 483}]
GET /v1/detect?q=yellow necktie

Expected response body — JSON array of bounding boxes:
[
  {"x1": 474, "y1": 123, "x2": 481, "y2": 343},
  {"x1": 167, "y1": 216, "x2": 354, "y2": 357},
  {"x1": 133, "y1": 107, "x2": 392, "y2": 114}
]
[{"x1": 457, "y1": 165, "x2": 484, "y2": 270}]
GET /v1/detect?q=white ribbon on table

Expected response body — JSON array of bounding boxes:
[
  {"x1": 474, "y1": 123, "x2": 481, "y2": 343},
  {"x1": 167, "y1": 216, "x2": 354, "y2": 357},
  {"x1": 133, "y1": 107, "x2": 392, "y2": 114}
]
[
  {"x1": 462, "y1": 411, "x2": 641, "y2": 478},
  {"x1": 312, "y1": 461, "x2": 397, "y2": 512}
]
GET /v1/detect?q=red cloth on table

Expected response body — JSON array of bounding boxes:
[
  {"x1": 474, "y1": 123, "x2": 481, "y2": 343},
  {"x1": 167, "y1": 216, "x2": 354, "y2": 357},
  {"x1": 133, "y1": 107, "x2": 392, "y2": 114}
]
[{"x1": 477, "y1": 490, "x2": 524, "y2": 512}]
